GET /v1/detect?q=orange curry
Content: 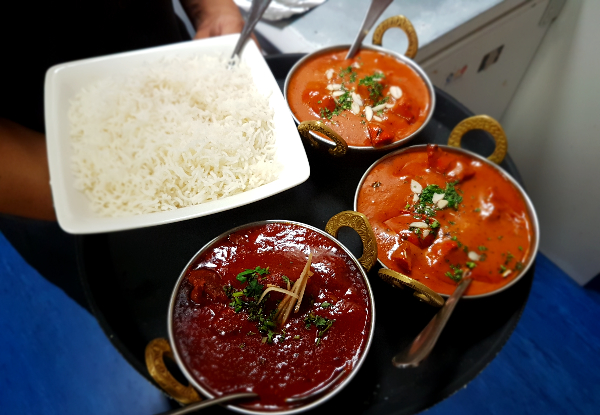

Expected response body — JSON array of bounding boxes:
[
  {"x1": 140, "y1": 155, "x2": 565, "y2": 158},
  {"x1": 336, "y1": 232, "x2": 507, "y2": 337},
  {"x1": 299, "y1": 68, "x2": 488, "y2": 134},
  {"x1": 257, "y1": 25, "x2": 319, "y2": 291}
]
[
  {"x1": 287, "y1": 48, "x2": 431, "y2": 147},
  {"x1": 356, "y1": 145, "x2": 534, "y2": 296}
]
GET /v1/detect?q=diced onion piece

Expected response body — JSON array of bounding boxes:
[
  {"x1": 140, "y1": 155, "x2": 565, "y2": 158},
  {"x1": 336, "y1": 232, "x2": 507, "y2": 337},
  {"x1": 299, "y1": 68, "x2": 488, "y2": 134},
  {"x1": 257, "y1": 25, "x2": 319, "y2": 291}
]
[
  {"x1": 432, "y1": 193, "x2": 445, "y2": 203},
  {"x1": 468, "y1": 251, "x2": 481, "y2": 261},
  {"x1": 365, "y1": 106, "x2": 373, "y2": 121},
  {"x1": 410, "y1": 179, "x2": 423, "y2": 194},
  {"x1": 325, "y1": 68, "x2": 334, "y2": 80},
  {"x1": 332, "y1": 90, "x2": 345, "y2": 97},
  {"x1": 389, "y1": 86, "x2": 403, "y2": 99},
  {"x1": 257, "y1": 286, "x2": 298, "y2": 304},
  {"x1": 371, "y1": 104, "x2": 386, "y2": 112},
  {"x1": 502, "y1": 269, "x2": 512, "y2": 278},
  {"x1": 409, "y1": 221, "x2": 429, "y2": 229},
  {"x1": 351, "y1": 101, "x2": 360, "y2": 115},
  {"x1": 437, "y1": 199, "x2": 449, "y2": 209},
  {"x1": 373, "y1": 115, "x2": 383, "y2": 122},
  {"x1": 326, "y1": 83, "x2": 342, "y2": 91}
]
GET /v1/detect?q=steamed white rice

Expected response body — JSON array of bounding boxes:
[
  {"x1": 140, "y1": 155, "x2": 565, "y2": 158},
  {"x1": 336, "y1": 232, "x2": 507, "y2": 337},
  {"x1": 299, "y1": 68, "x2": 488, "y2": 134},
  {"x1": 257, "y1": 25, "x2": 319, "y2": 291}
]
[{"x1": 68, "y1": 54, "x2": 280, "y2": 217}]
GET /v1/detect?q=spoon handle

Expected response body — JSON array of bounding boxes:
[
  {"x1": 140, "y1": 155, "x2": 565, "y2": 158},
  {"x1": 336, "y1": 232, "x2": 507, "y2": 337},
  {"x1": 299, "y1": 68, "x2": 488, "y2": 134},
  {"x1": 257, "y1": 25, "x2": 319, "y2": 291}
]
[
  {"x1": 156, "y1": 392, "x2": 258, "y2": 415},
  {"x1": 231, "y1": 0, "x2": 273, "y2": 60},
  {"x1": 392, "y1": 277, "x2": 472, "y2": 368},
  {"x1": 345, "y1": 0, "x2": 394, "y2": 60}
]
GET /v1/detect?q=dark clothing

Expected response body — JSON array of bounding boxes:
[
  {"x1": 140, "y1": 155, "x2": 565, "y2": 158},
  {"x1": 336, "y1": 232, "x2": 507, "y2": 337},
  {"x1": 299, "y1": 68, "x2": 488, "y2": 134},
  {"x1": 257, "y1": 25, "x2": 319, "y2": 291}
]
[
  {"x1": 1, "y1": 0, "x2": 191, "y2": 133},
  {"x1": 0, "y1": 0, "x2": 191, "y2": 311}
]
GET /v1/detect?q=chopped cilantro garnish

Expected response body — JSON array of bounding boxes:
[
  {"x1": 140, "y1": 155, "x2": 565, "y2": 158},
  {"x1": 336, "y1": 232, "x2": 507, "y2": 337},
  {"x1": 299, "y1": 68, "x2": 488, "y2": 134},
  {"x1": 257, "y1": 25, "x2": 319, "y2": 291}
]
[
  {"x1": 515, "y1": 262, "x2": 524, "y2": 270},
  {"x1": 339, "y1": 66, "x2": 356, "y2": 82},
  {"x1": 374, "y1": 96, "x2": 389, "y2": 107},
  {"x1": 430, "y1": 220, "x2": 440, "y2": 229},
  {"x1": 282, "y1": 275, "x2": 291, "y2": 286},
  {"x1": 443, "y1": 181, "x2": 463, "y2": 208},
  {"x1": 466, "y1": 262, "x2": 477, "y2": 269},
  {"x1": 499, "y1": 265, "x2": 507, "y2": 273},
  {"x1": 320, "y1": 107, "x2": 332, "y2": 120},
  {"x1": 474, "y1": 208, "x2": 481, "y2": 212},
  {"x1": 445, "y1": 264, "x2": 464, "y2": 282},
  {"x1": 359, "y1": 73, "x2": 385, "y2": 100},
  {"x1": 225, "y1": 266, "x2": 281, "y2": 344},
  {"x1": 332, "y1": 89, "x2": 353, "y2": 115},
  {"x1": 478, "y1": 245, "x2": 488, "y2": 251},
  {"x1": 304, "y1": 314, "x2": 335, "y2": 346},
  {"x1": 321, "y1": 301, "x2": 331, "y2": 308}
]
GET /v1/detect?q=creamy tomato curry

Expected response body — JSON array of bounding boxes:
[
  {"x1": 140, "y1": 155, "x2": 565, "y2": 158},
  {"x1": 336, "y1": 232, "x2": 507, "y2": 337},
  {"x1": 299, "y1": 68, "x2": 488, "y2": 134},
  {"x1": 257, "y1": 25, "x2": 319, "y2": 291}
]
[
  {"x1": 172, "y1": 222, "x2": 372, "y2": 411},
  {"x1": 287, "y1": 48, "x2": 431, "y2": 147},
  {"x1": 356, "y1": 145, "x2": 534, "y2": 296}
]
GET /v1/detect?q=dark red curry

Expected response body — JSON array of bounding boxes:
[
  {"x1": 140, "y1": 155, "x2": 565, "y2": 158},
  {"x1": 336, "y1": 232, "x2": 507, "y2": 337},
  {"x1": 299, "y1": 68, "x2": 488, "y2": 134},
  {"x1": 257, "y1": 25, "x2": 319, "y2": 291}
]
[
  {"x1": 172, "y1": 222, "x2": 372, "y2": 411},
  {"x1": 356, "y1": 145, "x2": 534, "y2": 296},
  {"x1": 287, "y1": 48, "x2": 431, "y2": 147}
]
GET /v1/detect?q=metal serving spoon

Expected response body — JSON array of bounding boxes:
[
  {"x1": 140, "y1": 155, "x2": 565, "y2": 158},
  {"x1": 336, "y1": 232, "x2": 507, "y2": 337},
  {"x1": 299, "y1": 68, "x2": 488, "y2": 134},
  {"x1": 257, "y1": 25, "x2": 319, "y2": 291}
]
[
  {"x1": 345, "y1": 0, "x2": 394, "y2": 60},
  {"x1": 392, "y1": 275, "x2": 472, "y2": 368},
  {"x1": 156, "y1": 392, "x2": 258, "y2": 415},
  {"x1": 230, "y1": 0, "x2": 272, "y2": 62},
  {"x1": 156, "y1": 368, "x2": 347, "y2": 414}
]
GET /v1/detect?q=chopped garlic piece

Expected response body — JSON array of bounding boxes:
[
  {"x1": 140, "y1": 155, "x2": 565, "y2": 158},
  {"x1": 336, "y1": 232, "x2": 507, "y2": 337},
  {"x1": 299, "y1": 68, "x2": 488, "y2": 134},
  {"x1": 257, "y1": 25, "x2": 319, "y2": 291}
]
[
  {"x1": 351, "y1": 92, "x2": 363, "y2": 106},
  {"x1": 412, "y1": 193, "x2": 419, "y2": 203},
  {"x1": 437, "y1": 199, "x2": 449, "y2": 209},
  {"x1": 502, "y1": 270, "x2": 512, "y2": 278},
  {"x1": 385, "y1": 103, "x2": 394, "y2": 109},
  {"x1": 409, "y1": 221, "x2": 429, "y2": 229},
  {"x1": 389, "y1": 86, "x2": 403, "y2": 99},
  {"x1": 468, "y1": 251, "x2": 481, "y2": 261},
  {"x1": 365, "y1": 106, "x2": 373, "y2": 121},
  {"x1": 410, "y1": 179, "x2": 422, "y2": 194},
  {"x1": 422, "y1": 229, "x2": 430, "y2": 238},
  {"x1": 372, "y1": 104, "x2": 386, "y2": 112},
  {"x1": 332, "y1": 90, "x2": 345, "y2": 97},
  {"x1": 432, "y1": 193, "x2": 445, "y2": 203},
  {"x1": 326, "y1": 83, "x2": 342, "y2": 91},
  {"x1": 373, "y1": 115, "x2": 383, "y2": 122},
  {"x1": 325, "y1": 68, "x2": 334, "y2": 80},
  {"x1": 351, "y1": 101, "x2": 360, "y2": 115}
]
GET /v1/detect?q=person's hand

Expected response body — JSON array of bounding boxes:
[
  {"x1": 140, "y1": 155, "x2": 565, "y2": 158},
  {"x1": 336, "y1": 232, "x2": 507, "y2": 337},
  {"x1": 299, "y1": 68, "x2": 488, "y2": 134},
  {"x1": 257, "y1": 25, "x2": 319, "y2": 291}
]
[{"x1": 181, "y1": 0, "x2": 245, "y2": 39}]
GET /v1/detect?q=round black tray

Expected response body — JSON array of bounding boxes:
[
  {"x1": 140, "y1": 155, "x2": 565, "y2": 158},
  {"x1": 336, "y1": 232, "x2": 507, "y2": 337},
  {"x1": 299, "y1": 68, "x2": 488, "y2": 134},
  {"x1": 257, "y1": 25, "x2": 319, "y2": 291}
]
[{"x1": 78, "y1": 54, "x2": 533, "y2": 415}]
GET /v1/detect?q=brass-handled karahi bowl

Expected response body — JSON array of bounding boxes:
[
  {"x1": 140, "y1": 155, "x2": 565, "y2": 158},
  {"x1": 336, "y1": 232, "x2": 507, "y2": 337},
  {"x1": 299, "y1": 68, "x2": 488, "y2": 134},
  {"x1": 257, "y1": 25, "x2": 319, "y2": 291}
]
[
  {"x1": 284, "y1": 15, "x2": 435, "y2": 157},
  {"x1": 353, "y1": 115, "x2": 540, "y2": 305},
  {"x1": 146, "y1": 212, "x2": 377, "y2": 414}
]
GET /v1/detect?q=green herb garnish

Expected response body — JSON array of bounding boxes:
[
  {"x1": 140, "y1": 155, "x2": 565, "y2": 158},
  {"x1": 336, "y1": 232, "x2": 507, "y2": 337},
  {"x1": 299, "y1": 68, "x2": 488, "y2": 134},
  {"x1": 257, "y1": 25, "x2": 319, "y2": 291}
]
[
  {"x1": 359, "y1": 73, "x2": 385, "y2": 100},
  {"x1": 304, "y1": 313, "x2": 335, "y2": 346}
]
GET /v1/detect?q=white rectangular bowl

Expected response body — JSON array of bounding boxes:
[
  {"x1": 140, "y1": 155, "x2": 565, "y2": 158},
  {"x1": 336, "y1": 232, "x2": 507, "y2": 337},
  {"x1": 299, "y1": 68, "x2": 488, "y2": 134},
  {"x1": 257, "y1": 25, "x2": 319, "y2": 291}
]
[{"x1": 45, "y1": 34, "x2": 310, "y2": 234}]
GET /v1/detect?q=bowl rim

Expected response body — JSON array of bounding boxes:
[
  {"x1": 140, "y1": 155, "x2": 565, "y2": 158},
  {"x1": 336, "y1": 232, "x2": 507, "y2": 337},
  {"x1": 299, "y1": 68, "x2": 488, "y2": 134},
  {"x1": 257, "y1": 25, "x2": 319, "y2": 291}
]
[
  {"x1": 283, "y1": 43, "x2": 436, "y2": 152},
  {"x1": 353, "y1": 144, "x2": 540, "y2": 299},
  {"x1": 167, "y1": 219, "x2": 376, "y2": 414}
]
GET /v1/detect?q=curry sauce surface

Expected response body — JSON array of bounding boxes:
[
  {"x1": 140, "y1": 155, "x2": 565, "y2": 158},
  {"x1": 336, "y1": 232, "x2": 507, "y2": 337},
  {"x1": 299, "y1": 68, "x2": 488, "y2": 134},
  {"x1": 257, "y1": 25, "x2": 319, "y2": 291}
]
[
  {"x1": 287, "y1": 49, "x2": 431, "y2": 147},
  {"x1": 172, "y1": 223, "x2": 372, "y2": 410},
  {"x1": 357, "y1": 145, "x2": 534, "y2": 296}
]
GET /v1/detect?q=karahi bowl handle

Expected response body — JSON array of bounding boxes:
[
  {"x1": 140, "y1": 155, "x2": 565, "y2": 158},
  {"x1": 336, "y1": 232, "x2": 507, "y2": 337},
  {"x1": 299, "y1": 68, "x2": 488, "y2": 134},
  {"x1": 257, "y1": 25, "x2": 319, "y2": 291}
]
[
  {"x1": 298, "y1": 120, "x2": 349, "y2": 157},
  {"x1": 145, "y1": 338, "x2": 202, "y2": 405},
  {"x1": 325, "y1": 211, "x2": 378, "y2": 272},
  {"x1": 447, "y1": 115, "x2": 508, "y2": 164},
  {"x1": 372, "y1": 15, "x2": 419, "y2": 59}
]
